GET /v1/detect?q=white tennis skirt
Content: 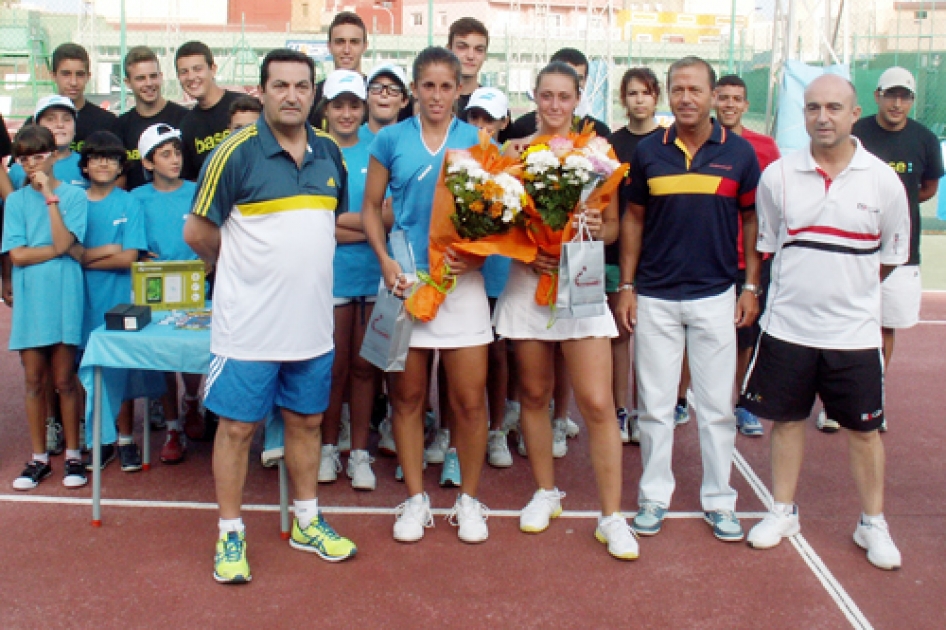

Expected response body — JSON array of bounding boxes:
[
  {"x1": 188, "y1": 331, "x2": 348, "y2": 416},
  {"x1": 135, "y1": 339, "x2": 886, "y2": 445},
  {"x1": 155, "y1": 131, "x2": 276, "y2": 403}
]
[
  {"x1": 409, "y1": 271, "x2": 494, "y2": 349},
  {"x1": 493, "y1": 261, "x2": 618, "y2": 341}
]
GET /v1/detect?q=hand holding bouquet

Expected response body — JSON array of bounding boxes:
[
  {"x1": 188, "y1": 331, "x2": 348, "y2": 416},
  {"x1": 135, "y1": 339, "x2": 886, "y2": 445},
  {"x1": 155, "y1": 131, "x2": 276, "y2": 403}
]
[
  {"x1": 520, "y1": 123, "x2": 627, "y2": 306},
  {"x1": 407, "y1": 131, "x2": 537, "y2": 322}
]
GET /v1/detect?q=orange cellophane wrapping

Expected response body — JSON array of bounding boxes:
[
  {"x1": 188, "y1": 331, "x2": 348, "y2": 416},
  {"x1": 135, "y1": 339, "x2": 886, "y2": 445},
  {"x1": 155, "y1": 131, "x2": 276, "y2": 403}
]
[
  {"x1": 405, "y1": 131, "x2": 538, "y2": 322},
  {"x1": 527, "y1": 123, "x2": 627, "y2": 306}
]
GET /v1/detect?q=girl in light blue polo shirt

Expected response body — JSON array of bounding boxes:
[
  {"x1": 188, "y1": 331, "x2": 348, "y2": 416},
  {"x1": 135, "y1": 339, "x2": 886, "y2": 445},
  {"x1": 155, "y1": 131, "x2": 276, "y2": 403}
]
[
  {"x1": 316, "y1": 70, "x2": 381, "y2": 491},
  {"x1": 2, "y1": 125, "x2": 88, "y2": 491},
  {"x1": 79, "y1": 131, "x2": 148, "y2": 473},
  {"x1": 362, "y1": 47, "x2": 491, "y2": 545}
]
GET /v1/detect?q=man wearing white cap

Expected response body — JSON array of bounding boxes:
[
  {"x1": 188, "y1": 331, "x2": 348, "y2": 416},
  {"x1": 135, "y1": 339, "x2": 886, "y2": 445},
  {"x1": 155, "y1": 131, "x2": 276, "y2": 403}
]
[{"x1": 848, "y1": 67, "x2": 945, "y2": 433}]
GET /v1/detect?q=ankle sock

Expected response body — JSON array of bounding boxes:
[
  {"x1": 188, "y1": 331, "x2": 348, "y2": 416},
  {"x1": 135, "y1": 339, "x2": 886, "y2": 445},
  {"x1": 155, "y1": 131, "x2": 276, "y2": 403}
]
[
  {"x1": 218, "y1": 518, "x2": 245, "y2": 537},
  {"x1": 294, "y1": 498, "x2": 319, "y2": 529},
  {"x1": 773, "y1": 501, "x2": 795, "y2": 516},
  {"x1": 34, "y1": 452, "x2": 50, "y2": 464},
  {"x1": 861, "y1": 512, "x2": 884, "y2": 526},
  {"x1": 118, "y1": 434, "x2": 134, "y2": 446},
  {"x1": 65, "y1": 449, "x2": 81, "y2": 461},
  {"x1": 166, "y1": 420, "x2": 182, "y2": 432}
]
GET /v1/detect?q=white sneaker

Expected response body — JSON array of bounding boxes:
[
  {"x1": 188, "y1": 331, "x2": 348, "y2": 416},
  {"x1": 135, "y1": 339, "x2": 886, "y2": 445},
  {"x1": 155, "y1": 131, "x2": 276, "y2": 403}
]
[
  {"x1": 520, "y1": 488, "x2": 565, "y2": 533},
  {"x1": 260, "y1": 446, "x2": 283, "y2": 468},
  {"x1": 338, "y1": 404, "x2": 351, "y2": 454},
  {"x1": 318, "y1": 444, "x2": 341, "y2": 483},
  {"x1": 502, "y1": 401, "x2": 521, "y2": 435},
  {"x1": 425, "y1": 428, "x2": 450, "y2": 465},
  {"x1": 816, "y1": 410, "x2": 841, "y2": 433},
  {"x1": 487, "y1": 430, "x2": 513, "y2": 468},
  {"x1": 552, "y1": 418, "x2": 568, "y2": 458},
  {"x1": 393, "y1": 493, "x2": 434, "y2": 542},
  {"x1": 629, "y1": 410, "x2": 641, "y2": 444},
  {"x1": 565, "y1": 416, "x2": 580, "y2": 439},
  {"x1": 378, "y1": 418, "x2": 397, "y2": 456},
  {"x1": 448, "y1": 493, "x2": 489, "y2": 543},
  {"x1": 346, "y1": 449, "x2": 376, "y2": 491},
  {"x1": 747, "y1": 505, "x2": 800, "y2": 549},
  {"x1": 854, "y1": 517, "x2": 902, "y2": 570},
  {"x1": 595, "y1": 513, "x2": 640, "y2": 560}
]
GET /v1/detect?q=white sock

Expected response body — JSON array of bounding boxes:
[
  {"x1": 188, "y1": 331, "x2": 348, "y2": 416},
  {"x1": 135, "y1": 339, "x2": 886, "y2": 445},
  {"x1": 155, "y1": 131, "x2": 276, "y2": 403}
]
[
  {"x1": 65, "y1": 449, "x2": 81, "y2": 461},
  {"x1": 166, "y1": 420, "x2": 181, "y2": 432},
  {"x1": 505, "y1": 400, "x2": 520, "y2": 412},
  {"x1": 294, "y1": 498, "x2": 319, "y2": 529},
  {"x1": 408, "y1": 492, "x2": 427, "y2": 505},
  {"x1": 34, "y1": 453, "x2": 49, "y2": 464},
  {"x1": 118, "y1": 434, "x2": 134, "y2": 446},
  {"x1": 218, "y1": 517, "x2": 245, "y2": 537},
  {"x1": 862, "y1": 512, "x2": 884, "y2": 526},
  {"x1": 773, "y1": 502, "x2": 794, "y2": 516}
]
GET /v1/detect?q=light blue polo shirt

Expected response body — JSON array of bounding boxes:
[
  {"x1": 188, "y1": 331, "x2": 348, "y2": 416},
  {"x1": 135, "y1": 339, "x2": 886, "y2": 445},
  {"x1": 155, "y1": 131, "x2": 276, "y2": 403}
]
[
  {"x1": 1, "y1": 183, "x2": 88, "y2": 350},
  {"x1": 369, "y1": 116, "x2": 480, "y2": 271},
  {"x1": 82, "y1": 188, "x2": 147, "y2": 346},
  {"x1": 131, "y1": 180, "x2": 198, "y2": 261}
]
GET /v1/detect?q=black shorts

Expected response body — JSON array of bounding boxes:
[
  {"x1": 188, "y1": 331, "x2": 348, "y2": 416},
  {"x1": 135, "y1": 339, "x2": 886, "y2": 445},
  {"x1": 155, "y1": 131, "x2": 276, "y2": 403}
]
[
  {"x1": 736, "y1": 257, "x2": 771, "y2": 351},
  {"x1": 740, "y1": 333, "x2": 884, "y2": 432}
]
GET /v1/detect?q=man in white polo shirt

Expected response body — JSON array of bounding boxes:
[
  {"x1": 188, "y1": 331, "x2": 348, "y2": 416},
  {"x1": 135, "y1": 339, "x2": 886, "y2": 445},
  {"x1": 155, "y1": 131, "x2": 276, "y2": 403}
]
[{"x1": 740, "y1": 75, "x2": 909, "y2": 570}]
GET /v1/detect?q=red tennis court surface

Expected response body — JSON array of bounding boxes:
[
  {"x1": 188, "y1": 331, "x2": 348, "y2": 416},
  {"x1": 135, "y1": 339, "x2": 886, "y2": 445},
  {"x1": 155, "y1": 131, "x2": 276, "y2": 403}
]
[{"x1": 0, "y1": 297, "x2": 944, "y2": 629}]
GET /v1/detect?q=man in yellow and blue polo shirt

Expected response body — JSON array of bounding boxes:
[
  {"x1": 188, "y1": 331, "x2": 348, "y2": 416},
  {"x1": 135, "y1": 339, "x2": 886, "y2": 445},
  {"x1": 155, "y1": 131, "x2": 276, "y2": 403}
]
[
  {"x1": 615, "y1": 56, "x2": 762, "y2": 544},
  {"x1": 184, "y1": 49, "x2": 356, "y2": 584}
]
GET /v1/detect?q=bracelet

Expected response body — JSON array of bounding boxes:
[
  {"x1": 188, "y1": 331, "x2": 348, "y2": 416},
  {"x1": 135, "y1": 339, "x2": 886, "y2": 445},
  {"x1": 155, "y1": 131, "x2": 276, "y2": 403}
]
[
  {"x1": 616, "y1": 282, "x2": 635, "y2": 293},
  {"x1": 741, "y1": 283, "x2": 763, "y2": 297},
  {"x1": 45, "y1": 195, "x2": 60, "y2": 206}
]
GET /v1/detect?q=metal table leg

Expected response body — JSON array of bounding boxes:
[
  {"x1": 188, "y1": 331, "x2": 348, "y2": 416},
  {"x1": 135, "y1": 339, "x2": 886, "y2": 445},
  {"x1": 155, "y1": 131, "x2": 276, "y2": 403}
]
[
  {"x1": 142, "y1": 397, "x2": 151, "y2": 471},
  {"x1": 92, "y1": 366, "x2": 103, "y2": 527},
  {"x1": 278, "y1": 458, "x2": 290, "y2": 539}
]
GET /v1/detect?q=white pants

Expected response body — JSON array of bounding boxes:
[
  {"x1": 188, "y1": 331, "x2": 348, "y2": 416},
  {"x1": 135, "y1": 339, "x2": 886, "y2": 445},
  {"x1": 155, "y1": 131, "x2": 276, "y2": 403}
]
[{"x1": 635, "y1": 288, "x2": 738, "y2": 512}]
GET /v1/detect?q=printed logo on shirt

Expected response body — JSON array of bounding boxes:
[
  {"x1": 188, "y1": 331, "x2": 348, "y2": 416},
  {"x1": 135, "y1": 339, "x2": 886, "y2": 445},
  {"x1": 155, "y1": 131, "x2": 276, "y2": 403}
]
[
  {"x1": 888, "y1": 160, "x2": 913, "y2": 174},
  {"x1": 856, "y1": 202, "x2": 880, "y2": 214},
  {"x1": 195, "y1": 130, "x2": 231, "y2": 155},
  {"x1": 860, "y1": 408, "x2": 883, "y2": 421},
  {"x1": 709, "y1": 163, "x2": 733, "y2": 171},
  {"x1": 327, "y1": 177, "x2": 336, "y2": 188},
  {"x1": 112, "y1": 217, "x2": 128, "y2": 226}
]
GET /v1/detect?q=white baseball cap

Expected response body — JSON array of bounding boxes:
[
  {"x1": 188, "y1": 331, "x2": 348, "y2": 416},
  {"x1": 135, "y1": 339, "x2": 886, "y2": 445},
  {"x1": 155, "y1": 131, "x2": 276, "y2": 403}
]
[
  {"x1": 877, "y1": 67, "x2": 916, "y2": 94},
  {"x1": 464, "y1": 87, "x2": 508, "y2": 121},
  {"x1": 366, "y1": 63, "x2": 410, "y2": 95},
  {"x1": 324, "y1": 69, "x2": 367, "y2": 101},
  {"x1": 138, "y1": 123, "x2": 182, "y2": 161},
  {"x1": 35, "y1": 94, "x2": 77, "y2": 121}
]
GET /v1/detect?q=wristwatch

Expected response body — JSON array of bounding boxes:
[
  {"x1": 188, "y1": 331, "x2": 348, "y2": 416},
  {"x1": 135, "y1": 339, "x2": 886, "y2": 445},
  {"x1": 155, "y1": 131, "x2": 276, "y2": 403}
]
[
  {"x1": 616, "y1": 282, "x2": 635, "y2": 293},
  {"x1": 741, "y1": 283, "x2": 763, "y2": 297}
]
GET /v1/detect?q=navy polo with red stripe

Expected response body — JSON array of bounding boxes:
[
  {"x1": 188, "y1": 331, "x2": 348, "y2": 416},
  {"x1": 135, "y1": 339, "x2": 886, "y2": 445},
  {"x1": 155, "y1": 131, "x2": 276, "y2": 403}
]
[{"x1": 626, "y1": 119, "x2": 761, "y2": 301}]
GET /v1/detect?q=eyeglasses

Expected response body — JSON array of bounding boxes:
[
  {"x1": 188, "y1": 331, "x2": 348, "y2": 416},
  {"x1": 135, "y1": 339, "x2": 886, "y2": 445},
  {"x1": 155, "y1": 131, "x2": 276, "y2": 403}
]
[
  {"x1": 88, "y1": 155, "x2": 122, "y2": 166},
  {"x1": 368, "y1": 83, "x2": 405, "y2": 97},
  {"x1": 15, "y1": 152, "x2": 53, "y2": 166}
]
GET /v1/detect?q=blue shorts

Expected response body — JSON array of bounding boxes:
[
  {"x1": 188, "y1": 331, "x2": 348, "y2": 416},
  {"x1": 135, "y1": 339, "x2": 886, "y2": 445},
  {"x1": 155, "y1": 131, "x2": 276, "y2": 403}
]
[{"x1": 203, "y1": 351, "x2": 334, "y2": 422}]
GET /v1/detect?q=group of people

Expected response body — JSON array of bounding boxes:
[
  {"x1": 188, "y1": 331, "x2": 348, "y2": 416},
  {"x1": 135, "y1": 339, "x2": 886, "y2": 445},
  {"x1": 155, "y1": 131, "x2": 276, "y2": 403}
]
[{"x1": 0, "y1": 12, "x2": 939, "y2": 585}]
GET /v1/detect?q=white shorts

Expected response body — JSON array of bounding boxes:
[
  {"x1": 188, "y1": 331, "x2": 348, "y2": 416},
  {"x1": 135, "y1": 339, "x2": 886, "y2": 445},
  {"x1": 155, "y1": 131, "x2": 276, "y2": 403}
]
[
  {"x1": 881, "y1": 265, "x2": 921, "y2": 329},
  {"x1": 409, "y1": 271, "x2": 494, "y2": 349}
]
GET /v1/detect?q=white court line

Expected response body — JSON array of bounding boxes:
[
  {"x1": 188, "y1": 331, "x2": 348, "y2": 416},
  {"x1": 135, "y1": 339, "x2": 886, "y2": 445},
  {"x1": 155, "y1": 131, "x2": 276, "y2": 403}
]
[
  {"x1": 0, "y1": 493, "x2": 767, "y2": 520},
  {"x1": 917, "y1": 320, "x2": 946, "y2": 325},
  {"x1": 733, "y1": 449, "x2": 873, "y2": 630}
]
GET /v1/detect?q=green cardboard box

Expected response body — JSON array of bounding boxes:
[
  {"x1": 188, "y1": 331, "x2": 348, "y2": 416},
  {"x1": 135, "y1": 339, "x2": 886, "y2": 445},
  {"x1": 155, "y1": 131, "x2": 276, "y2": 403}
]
[{"x1": 132, "y1": 261, "x2": 205, "y2": 310}]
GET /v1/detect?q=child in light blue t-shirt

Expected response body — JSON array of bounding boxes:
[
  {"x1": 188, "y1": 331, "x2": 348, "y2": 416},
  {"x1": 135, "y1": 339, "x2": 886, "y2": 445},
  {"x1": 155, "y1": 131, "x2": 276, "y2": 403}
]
[
  {"x1": 130, "y1": 123, "x2": 202, "y2": 465},
  {"x1": 1, "y1": 125, "x2": 88, "y2": 491},
  {"x1": 8, "y1": 95, "x2": 89, "y2": 191},
  {"x1": 78, "y1": 131, "x2": 148, "y2": 472}
]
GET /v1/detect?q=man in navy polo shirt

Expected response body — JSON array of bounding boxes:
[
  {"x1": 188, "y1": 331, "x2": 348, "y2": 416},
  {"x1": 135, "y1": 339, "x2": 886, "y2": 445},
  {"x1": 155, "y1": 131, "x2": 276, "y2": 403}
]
[{"x1": 615, "y1": 56, "x2": 762, "y2": 543}]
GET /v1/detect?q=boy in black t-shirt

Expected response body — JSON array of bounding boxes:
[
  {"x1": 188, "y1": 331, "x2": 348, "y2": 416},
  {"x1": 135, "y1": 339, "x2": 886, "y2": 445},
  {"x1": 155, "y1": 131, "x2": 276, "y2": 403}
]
[
  {"x1": 23, "y1": 43, "x2": 120, "y2": 152},
  {"x1": 118, "y1": 46, "x2": 189, "y2": 190},
  {"x1": 175, "y1": 41, "x2": 243, "y2": 181},
  {"x1": 851, "y1": 66, "x2": 945, "y2": 430}
]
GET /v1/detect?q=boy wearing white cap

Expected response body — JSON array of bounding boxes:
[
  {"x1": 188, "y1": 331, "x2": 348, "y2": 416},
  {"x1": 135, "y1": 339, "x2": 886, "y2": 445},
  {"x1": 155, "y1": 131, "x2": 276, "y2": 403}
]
[
  {"x1": 463, "y1": 87, "x2": 509, "y2": 139},
  {"x1": 131, "y1": 124, "x2": 202, "y2": 463},
  {"x1": 847, "y1": 67, "x2": 945, "y2": 432},
  {"x1": 362, "y1": 63, "x2": 411, "y2": 142}
]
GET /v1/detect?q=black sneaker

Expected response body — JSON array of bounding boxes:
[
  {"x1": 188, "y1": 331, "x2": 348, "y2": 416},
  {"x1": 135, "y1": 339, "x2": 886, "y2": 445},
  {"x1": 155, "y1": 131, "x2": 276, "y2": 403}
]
[
  {"x1": 118, "y1": 442, "x2": 143, "y2": 472},
  {"x1": 83, "y1": 443, "x2": 117, "y2": 471},
  {"x1": 63, "y1": 458, "x2": 88, "y2": 488},
  {"x1": 12, "y1": 460, "x2": 53, "y2": 490}
]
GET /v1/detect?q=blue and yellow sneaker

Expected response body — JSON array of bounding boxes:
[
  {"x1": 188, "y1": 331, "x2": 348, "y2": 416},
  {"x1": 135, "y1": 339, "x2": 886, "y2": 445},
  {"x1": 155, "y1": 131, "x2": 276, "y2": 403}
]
[
  {"x1": 213, "y1": 531, "x2": 251, "y2": 584},
  {"x1": 289, "y1": 514, "x2": 357, "y2": 562}
]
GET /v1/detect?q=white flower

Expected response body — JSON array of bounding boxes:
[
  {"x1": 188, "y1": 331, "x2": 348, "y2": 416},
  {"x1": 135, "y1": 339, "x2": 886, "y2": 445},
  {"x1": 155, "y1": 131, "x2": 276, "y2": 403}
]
[{"x1": 465, "y1": 181, "x2": 477, "y2": 191}]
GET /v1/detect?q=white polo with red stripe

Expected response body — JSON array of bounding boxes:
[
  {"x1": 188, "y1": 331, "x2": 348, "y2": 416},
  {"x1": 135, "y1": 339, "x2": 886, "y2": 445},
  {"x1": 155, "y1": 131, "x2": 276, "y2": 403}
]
[{"x1": 756, "y1": 138, "x2": 910, "y2": 350}]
